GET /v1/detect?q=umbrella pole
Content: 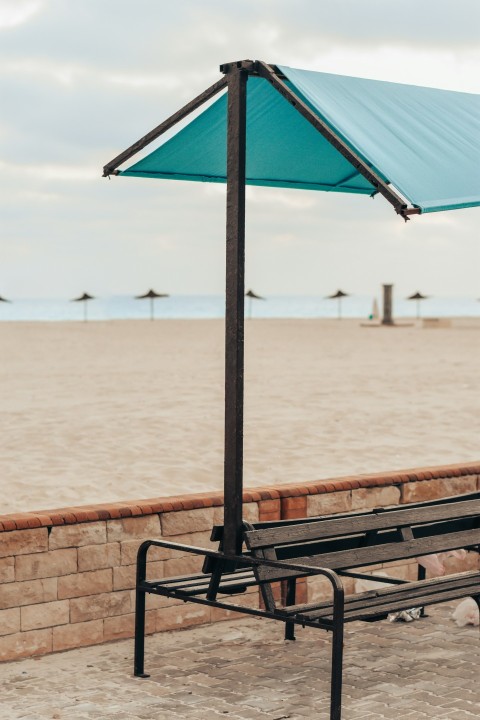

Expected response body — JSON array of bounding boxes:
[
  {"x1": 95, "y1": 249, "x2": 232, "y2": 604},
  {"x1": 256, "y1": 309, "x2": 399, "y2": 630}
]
[
  {"x1": 223, "y1": 64, "x2": 247, "y2": 556},
  {"x1": 150, "y1": 296, "x2": 154, "y2": 321},
  {"x1": 417, "y1": 299, "x2": 420, "y2": 319},
  {"x1": 338, "y1": 297, "x2": 341, "y2": 320},
  {"x1": 84, "y1": 302, "x2": 87, "y2": 323}
]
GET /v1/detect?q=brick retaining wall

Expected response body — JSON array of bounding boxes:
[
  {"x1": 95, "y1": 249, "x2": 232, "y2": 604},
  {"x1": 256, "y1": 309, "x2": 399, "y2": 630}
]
[{"x1": 1, "y1": 462, "x2": 479, "y2": 662}]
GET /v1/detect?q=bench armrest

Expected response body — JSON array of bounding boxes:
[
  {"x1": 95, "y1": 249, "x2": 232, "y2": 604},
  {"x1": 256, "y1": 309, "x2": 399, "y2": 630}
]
[{"x1": 136, "y1": 538, "x2": 344, "y2": 597}]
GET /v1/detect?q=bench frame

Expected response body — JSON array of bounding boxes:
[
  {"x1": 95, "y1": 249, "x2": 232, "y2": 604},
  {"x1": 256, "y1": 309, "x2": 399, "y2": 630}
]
[{"x1": 134, "y1": 494, "x2": 480, "y2": 720}]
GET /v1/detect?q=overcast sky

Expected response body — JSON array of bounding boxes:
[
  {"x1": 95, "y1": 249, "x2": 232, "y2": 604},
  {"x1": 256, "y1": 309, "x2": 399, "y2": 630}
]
[{"x1": 1, "y1": 0, "x2": 479, "y2": 299}]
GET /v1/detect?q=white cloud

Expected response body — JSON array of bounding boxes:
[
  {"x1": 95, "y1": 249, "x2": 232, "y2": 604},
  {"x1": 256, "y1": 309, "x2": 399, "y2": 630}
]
[
  {"x1": 0, "y1": 159, "x2": 97, "y2": 181},
  {"x1": 0, "y1": 0, "x2": 43, "y2": 29},
  {"x1": 305, "y1": 46, "x2": 480, "y2": 93}
]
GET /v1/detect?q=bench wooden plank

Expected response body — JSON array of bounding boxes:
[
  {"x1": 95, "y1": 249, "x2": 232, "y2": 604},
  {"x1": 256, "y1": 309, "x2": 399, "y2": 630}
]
[
  {"x1": 148, "y1": 570, "x2": 257, "y2": 596},
  {"x1": 155, "y1": 568, "x2": 253, "y2": 587},
  {"x1": 255, "y1": 528, "x2": 480, "y2": 581},
  {"x1": 337, "y1": 584, "x2": 480, "y2": 622},
  {"x1": 245, "y1": 499, "x2": 480, "y2": 549},
  {"x1": 279, "y1": 571, "x2": 480, "y2": 616},
  {"x1": 298, "y1": 572, "x2": 480, "y2": 620}
]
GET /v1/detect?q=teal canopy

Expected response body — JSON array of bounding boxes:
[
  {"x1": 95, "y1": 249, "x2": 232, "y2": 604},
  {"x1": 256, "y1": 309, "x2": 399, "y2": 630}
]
[{"x1": 121, "y1": 66, "x2": 480, "y2": 214}]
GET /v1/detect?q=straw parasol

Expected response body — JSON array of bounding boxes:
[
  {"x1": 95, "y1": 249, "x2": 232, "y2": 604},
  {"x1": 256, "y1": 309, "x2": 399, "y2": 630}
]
[
  {"x1": 407, "y1": 291, "x2": 428, "y2": 319},
  {"x1": 135, "y1": 289, "x2": 169, "y2": 320},
  {"x1": 326, "y1": 289, "x2": 349, "y2": 319},
  {"x1": 72, "y1": 292, "x2": 95, "y2": 322},
  {"x1": 245, "y1": 289, "x2": 264, "y2": 319}
]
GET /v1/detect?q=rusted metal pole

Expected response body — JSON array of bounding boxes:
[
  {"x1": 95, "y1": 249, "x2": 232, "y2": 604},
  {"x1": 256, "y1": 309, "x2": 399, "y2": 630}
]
[{"x1": 223, "y1": 64, "x2": 248, "y2": 555}]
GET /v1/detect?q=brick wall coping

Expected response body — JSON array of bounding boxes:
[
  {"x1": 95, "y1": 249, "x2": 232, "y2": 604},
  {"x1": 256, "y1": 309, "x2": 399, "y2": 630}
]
[{"x1": 1, "y1": 461, "x2": 479, "y2": 533}]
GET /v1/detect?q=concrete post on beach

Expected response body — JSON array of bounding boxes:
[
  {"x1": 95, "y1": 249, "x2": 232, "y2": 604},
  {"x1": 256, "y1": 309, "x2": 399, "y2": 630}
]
[{"x1": 382, "y1": 284, "x2": 393, "y2": 325}]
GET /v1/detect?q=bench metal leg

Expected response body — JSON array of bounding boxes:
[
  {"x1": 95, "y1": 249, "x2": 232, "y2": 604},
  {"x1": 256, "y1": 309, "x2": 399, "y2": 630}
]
[
  {"x1": 330, "y1": 623, "x2": 344, "y2": 720},
  {"x1": 417, "y1": 564, "x2": 427, "y2": 617},
  {"x1": 134, "y1": 587, "x2": 150, "y2": 678},
  {"x1": 284, "y1": 578, "x2": 296, "y2": 641},
  {"x1": 329, "y1": 585, "x2": 345, "y2": 720}
]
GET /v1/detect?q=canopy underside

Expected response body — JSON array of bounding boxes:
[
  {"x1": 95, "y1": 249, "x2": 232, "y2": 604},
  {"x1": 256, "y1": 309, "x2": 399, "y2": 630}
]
[{"x1": 120, "y1": 65, "x2": 480, "y2": 214}]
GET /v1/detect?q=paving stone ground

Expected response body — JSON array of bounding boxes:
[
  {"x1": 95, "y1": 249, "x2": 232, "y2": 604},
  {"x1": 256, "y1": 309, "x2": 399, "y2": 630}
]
[{"x1": 0, "y1": 602, "x2": 478, "y2": 720}]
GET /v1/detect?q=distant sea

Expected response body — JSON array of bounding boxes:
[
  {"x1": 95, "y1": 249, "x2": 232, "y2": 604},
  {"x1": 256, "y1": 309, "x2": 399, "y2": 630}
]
[{"x1": 0, "y1": 295, "x2": 479, "y2": 322}]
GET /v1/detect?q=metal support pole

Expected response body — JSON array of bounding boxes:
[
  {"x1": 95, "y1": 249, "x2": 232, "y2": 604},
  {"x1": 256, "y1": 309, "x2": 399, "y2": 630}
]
[
  {"x1": 330, "y1": 586, "x2": 345, "y2": 720},
  {"x1": 134, "y1": 542, "x2": 150, "y2": 678},
  {"x1": 223, "y1": 65, "x2": 248, "y2": 556},
  {"x1": 382, "y1": 284, "x2": 393, "y2": 326},
  {"x1": 284, "y1": 578, "x2": 297, "y2": 641}
]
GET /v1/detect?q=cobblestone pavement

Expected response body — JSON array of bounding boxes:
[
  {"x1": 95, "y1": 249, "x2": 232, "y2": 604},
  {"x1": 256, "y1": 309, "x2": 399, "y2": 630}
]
[{"x1": 0, "y1": 602, "x2": 478, "y2": 720}]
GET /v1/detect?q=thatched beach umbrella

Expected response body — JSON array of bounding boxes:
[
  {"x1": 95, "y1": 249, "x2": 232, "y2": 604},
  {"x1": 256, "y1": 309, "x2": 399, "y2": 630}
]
[
  {"x1": 245, "y1": 289, "x2": 264, "y2": 319},
  {"x1": 326, "y1": 289, "x2": 349, "y2": 319},
  {"x1": 72, "y1": 292, "x2": 95, "y2": 322},
  {"x1": 135, "y1": 289, "x2": 169, "y2": 320},
  {"x1": 407, "y1": 291, "x2": 428, "y2": 319}
]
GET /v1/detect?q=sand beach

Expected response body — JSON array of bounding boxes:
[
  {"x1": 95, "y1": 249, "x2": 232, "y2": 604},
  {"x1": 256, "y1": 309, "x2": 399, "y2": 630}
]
[{"x1": 0, "y1": 318, "x2": 479, "y2": 514}]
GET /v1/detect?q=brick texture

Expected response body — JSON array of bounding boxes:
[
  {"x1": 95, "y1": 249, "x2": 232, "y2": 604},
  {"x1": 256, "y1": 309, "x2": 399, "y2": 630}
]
[
  {"x1": 106, "y1": 515, "x2": 161, "y2": 542},
  {"x1": 0, "y1": 557, "x2": 15, "y2": 583},
  {"x1": 70, "y1": 591, "x2": 131, "y2": 623},
  {"x1": 20, "y1": 600, "x2": 69, "y2": 631},
  {"x1": 77, "y1": 542, "x2": 120, "y2": 572},
  {"x1": 0, "y1": 578, "x2": 57, "y2": 610},
  {"x1": 307, "y1": 490, "x2": 352, "y2": 516},
  {"x1": 0, "y1": 628, "x2": 52, "y2": 661},
  {"x1": 0, "y1": 528, "x2": 48, "y2": 558},
  {"x1": 15, "y1": 548, "x2": 77, "y2": 581},
  {"x1": 160, "y1": 508, "x2": 214, "y2": 536},
  {"x1": 57, "y1": 569, "x2": 112, "y2": 600},
  {"x1": 401, "y1": 475, "x2": 478, "y2": 503},
  {"x1": 351, "y1": 485, "x2": 401, "y2": 509},
  {"x1": 52, "y1": 619, "x2": 103, "y2": 652},
  {"x1": 0, "y1": 607, "x2": 20, "y2": 636},
  {"x1": 49, "y1": 522, "x2": 106, "y2": 550}
]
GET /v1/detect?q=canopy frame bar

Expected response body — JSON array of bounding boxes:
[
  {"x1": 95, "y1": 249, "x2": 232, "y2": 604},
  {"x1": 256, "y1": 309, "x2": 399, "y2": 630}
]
[{"x1": 102, "y1": 76, "x2": 228, "y2": 177}]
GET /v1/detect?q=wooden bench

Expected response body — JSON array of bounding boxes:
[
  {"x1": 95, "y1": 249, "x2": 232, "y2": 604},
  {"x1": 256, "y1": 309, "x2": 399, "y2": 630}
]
[{"x1": 134, "y1": 493, "x2": 480, "y2": 720}]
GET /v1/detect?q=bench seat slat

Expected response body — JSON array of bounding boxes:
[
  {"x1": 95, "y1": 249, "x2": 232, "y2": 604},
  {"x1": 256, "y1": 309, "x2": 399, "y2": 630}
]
[
  {"x1": 294, "y1": 571, "x2": 480, "y2": 621},
  {"x1": 255, "y1": 528, "x2": 479, "y2": 581},
  {"x1": 245, "y1": 499, "x2": 480, "y2": 549},
  {"x1": 145, "y1": 570, "x2": 257, "y2": 596},
  {"x1": 157, "y1": 569, "x2": 254, "y2": 588},
  {"x1": 276, "y1": 572, "x2": 480, "y2": 624},
  {"x1": 280, "y1": 571, "x2": 479, "y2": 617},
  {"x1": 325, "y1": 583, "x2": 480, "y2": 623}
]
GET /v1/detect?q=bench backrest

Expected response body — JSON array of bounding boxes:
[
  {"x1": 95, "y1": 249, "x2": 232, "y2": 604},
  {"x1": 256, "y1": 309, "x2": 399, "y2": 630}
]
[
  {"x1": 204, "y1": 492, "x2": 480, "y2": 575},
  {"x1": 243, "y1": 498, "x2": 480, "y2": 588}
]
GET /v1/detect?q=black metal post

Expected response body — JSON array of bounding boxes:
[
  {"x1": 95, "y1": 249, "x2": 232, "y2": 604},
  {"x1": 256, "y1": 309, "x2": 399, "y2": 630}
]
[
  {"x1": 223, "y1": 64, "x2": 248, "y2": 556},
  {"x1": 134, "y1": 541, "x2": 150, "y2": 678},
  {"x1": 330, "y1": 585, "x2": 345, "y2": 720},
  {"x1": 284, "y1": 578, "x2": 297, "y2": 641}
]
